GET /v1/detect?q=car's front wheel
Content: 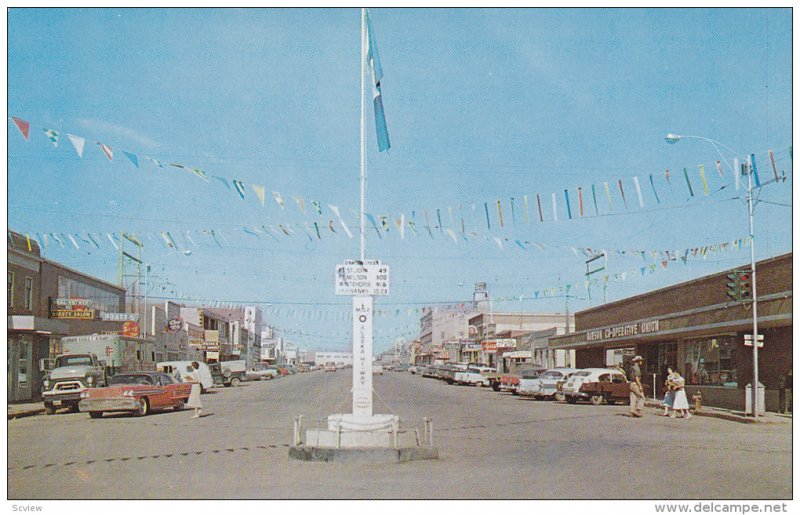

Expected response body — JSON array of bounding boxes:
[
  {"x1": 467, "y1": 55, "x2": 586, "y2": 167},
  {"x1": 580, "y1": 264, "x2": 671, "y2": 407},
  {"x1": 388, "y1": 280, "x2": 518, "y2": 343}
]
[
  {"x1": 590, "y1": 394, "x2": 605, "y2": 405},
  {"x1": 136, "y1": 398, "x2": 149, "y2": 416},
  {"x1": 230, "y1": 377, "x2": 240, "y2": 387},
  {"x1": 44, "y1": 402, "x2": 56, "y2": 415}
]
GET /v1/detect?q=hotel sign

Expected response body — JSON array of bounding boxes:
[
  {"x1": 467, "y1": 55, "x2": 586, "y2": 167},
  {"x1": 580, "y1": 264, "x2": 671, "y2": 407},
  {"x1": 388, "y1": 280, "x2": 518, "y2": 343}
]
[{"x1": 586, "y1": 319, "x2": 661, "y2": 342}]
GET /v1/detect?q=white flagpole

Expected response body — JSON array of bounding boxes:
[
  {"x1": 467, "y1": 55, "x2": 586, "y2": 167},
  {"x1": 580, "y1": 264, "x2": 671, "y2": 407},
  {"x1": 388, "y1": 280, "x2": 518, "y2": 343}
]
[{"x1": 360, "y1": 8, "x2": 367, "y2": 262}]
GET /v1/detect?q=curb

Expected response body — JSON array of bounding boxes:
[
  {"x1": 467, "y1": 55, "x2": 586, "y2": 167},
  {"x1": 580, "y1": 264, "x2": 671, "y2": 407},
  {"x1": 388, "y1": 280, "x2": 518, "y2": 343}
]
[
  {"x1": 8, "y1": 408, "x2": 44, "y2": 420},
  {"x1": 643, "y1": 400, "x2": 785, "y2": 424}
]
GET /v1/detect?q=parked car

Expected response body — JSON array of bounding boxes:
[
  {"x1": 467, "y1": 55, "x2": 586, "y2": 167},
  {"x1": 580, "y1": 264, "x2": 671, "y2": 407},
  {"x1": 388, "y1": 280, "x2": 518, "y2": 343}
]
[
  {"x1": 421, "y1": 365, "x2": 438, "y2": 378},
  {"x1": 324, "y1": 362, "x2": 337, "y2": 372},
  {"x1": 246, "y1": 365, "x2": 279, "y2": 381},
  {"x1": 79, "y1": 371, "x2": 191, "y2": 418},
  {"x1": 561, "y1": 368, "x2": 650, "y2": 405},
  {"x1": 518, "y1": 368, "x2": 578, "y2": 399},
  {"x1": 157, "y1": 361, "x2": 214, "y2": 392},
  {"x1": 439, "y1": 363, "x2": 468, "y2": 384},
  {"x1": 501, "y1": 367, "x2": 546, "y2": 395},
  {"x1": 372, "y1": 364, "x2": 384, "y2": 375},
  {"x1": 454, "y1": 366, "x2": 495, "y2": 386}
]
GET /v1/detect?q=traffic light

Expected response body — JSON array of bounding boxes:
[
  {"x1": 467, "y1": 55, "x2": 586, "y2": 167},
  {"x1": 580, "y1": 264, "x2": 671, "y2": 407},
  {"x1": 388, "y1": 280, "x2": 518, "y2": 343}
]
[
  {"x1": 738, "y1": 271, "x2": 751, "y2": 300},
  {"x1": 726, "y1": 272, "x2": 741, "y2": 300}
]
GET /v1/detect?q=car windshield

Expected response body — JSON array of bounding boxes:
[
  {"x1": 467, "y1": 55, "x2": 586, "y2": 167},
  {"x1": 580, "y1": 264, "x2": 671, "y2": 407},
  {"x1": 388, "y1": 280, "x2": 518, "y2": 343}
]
[
  {"x1": 109, "y1": 374, "x2": 154, "y2": 386},
  {"x1": 541, "y1": 371, "x2": 564, "y2": 379},
  {"x1": 521, "y1": 371, "x2": 540, "y2": 379},
  {"x1": 573, "y1": 371, "x2": 592, "y2": 377},
  {"x1": 59, "y1": 355, "x2": 93, "y2": 367}
]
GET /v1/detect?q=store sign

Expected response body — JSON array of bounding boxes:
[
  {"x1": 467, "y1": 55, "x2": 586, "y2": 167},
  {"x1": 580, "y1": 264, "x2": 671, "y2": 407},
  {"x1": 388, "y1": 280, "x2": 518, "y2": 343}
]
[
  {"x1": 206, "y1": 351, "x2": 219, "y2": 361},
  {"x1": 165, "y1": 317, "x2": 183, "y2": 333},
  {"x1": 586, "y1": 319, "x2": 661, "y2": 342},
  {"x1": 205, "y1": 330, "x2": 219, "y2": 343},
  {"x1": 481, "y1": 339, "x2": 517, "y2": 353},
  {"x1": 51, "y1": 309, "x2": 94, "y2": 319},
  {"x1": 121, "y1": 321, "x2": 140, "y2": 337},
  {"x1": 54, "y1": 298, "x2": 94, "y2": 309},
  {"x1": 101, "y1": 312, "x2": 139, "y2": 322}
]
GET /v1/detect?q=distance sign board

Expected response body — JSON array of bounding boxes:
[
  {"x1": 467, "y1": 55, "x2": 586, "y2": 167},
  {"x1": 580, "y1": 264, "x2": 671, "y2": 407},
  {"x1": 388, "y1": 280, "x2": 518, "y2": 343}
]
[{"x1": 335, "y1": 260, "x2": 390, "y2": 296}]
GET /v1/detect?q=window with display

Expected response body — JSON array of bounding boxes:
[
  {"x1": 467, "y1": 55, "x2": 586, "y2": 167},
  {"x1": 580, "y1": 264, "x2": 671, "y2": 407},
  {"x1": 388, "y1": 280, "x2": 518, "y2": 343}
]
[
  {"x1": 683, "y1": 336, "x2": 737, "y2": 387},
  {"x1": 57, "y1": 276, "x2": 121, "y2": 314}
]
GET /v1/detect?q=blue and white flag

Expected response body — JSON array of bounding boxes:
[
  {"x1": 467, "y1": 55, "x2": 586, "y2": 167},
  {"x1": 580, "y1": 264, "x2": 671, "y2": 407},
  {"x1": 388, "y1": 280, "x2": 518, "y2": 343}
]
[{"x1": 366, "y1": 9, "x2": 390, "y2": 152}]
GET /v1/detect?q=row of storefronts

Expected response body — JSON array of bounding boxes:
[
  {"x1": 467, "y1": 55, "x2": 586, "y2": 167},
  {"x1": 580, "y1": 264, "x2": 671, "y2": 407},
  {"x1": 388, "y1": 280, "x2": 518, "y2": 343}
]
[
  {"x1": 7, "y1": 230, "x2": 266, "y2": 402},
  {"x1": 550, "y1": 253, "x2": 792, "y2": 411}
]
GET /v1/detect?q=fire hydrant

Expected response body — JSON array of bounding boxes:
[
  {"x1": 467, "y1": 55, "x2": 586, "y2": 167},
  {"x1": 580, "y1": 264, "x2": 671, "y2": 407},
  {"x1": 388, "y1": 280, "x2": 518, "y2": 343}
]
[{"x1": 692, "y1": 391, "x2": 703, "y2": 413}]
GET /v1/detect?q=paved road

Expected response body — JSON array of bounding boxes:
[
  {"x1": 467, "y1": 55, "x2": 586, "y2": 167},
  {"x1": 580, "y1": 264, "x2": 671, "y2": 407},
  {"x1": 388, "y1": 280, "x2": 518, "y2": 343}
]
[{"x1": 7, "y1": 370, "x2": 791, "y2": 499}]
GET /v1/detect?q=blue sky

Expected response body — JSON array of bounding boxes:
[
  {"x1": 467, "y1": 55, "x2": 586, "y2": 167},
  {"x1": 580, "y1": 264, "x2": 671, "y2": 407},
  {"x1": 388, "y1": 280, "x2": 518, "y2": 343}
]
[{"x1": 7, "y1": 8, "x2": 792, "y2": 353}]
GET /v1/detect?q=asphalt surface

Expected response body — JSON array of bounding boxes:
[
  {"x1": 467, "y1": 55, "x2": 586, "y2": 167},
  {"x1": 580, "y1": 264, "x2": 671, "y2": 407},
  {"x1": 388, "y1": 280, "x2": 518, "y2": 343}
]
[{"x1": 7, "y1": 370, "x2": 792, "y2": 499}]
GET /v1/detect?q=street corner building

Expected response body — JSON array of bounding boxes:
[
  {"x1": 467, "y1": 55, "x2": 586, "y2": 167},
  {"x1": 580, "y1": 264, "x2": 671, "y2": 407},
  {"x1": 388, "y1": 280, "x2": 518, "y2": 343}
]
[{"x1": 549, "y1": 253, "x2": 791, "y2": 412}]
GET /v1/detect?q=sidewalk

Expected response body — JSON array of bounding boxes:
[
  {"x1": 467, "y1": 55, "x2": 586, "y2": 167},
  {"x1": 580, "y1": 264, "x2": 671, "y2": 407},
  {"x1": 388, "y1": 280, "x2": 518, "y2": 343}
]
[{"x1": 643, "y1": 398, "x2": 792, "y2": 424}]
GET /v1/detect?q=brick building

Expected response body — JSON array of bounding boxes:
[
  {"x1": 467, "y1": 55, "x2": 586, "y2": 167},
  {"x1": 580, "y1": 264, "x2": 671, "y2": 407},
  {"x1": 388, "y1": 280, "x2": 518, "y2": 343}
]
[{"x1": 549, "y1": 253, "x2": 792, "y2": 411}]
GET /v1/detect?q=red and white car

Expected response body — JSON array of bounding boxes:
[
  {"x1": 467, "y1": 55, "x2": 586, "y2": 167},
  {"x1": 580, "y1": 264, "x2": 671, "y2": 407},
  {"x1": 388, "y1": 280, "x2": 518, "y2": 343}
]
[{"x1": 79, "y1": 371, "x2": 192, "y2": 418}]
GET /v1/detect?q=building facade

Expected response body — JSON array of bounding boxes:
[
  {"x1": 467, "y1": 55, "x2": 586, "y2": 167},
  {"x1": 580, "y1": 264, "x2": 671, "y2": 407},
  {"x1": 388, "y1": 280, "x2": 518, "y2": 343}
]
[
  {"x1": 549, "y1": 253, "x2": 792, "y2": 411},
  {"x1": 8, "y1": 231, "x2": 129, "y2": 402}
]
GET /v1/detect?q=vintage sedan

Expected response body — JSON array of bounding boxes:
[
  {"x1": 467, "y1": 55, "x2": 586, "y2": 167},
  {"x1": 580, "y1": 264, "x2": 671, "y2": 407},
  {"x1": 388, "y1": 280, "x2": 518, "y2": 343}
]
[
  {"x1": 561, "y1": 368, "x2": 650, "y2": 405},
  {"x1": 245, "y1": 366, "x2": 279, "y2": 381},
  {"x1": 79, "y1": 371, "x2": 192, "y2": 418},
  {"x1": 518, "y1": 368, "x2": 578, "y2": 399}
]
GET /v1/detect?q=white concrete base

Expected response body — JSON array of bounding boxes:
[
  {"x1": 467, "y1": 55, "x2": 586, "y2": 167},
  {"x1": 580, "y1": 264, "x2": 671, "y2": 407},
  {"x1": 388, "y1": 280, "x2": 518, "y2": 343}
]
[{"x1": 327, "y1": 413, "x2": 398, "y2": 432}]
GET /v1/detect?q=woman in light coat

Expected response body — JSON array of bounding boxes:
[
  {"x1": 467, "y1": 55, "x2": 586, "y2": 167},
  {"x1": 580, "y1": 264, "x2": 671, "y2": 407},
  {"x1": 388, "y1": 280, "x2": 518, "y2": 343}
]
[{"x1": 186, "y1": 362, "x2": 203, "y2": 419}]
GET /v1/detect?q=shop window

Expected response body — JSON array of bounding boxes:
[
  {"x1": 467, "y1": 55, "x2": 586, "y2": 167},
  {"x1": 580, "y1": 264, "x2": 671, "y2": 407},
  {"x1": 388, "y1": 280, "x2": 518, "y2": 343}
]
[
  {"x1": 24, "y1": 277, "x2": 33, "y2": 310},
  {"x1": 683, "y1": 337, "x2": 737, "y2": 387},
  {"x1": 8, "y1": 271, "x2": 14, "y2": 308},
  {"x1": 646, "y1": 342, "x2": 677, "y2": 377}
]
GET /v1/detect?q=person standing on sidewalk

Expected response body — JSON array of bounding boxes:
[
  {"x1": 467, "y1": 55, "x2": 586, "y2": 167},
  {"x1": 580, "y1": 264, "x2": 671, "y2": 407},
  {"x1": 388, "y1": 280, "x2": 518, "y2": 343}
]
[
  {"x1": 628, "y1": 355, "x2": 645, "y2": 417},
  {"x1": 186, "y1": 362, "x2": 203, "y2": 419},
  {"x1": 670, "y1": 372, "x2": 692, "y2": 419},
  {"x1": 661, "y1": 367, "x2": 678, "y2": 417},
  {"x1": 779, "y1": 367, "x2": 792, "y2": 414}
]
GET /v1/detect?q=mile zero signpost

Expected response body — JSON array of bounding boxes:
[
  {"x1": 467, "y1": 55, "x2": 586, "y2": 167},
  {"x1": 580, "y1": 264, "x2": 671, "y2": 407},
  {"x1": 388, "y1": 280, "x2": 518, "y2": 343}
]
[{"x1": 336, "y1": 259, "x2": 389, "y2": 417}]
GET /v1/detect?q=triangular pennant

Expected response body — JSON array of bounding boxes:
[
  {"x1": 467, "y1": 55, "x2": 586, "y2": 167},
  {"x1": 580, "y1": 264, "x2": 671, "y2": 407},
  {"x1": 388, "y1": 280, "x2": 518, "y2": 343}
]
[
  {"x1": 97, "y1": 142, "x2": 114, "y2": 161},
  {"x1": 232, "y1": 180, "x2": 246, "y2": 200},
  {"x1": 11, "y1": 117, "x2": 30, "y2": 140},
  {"x1": 43, "y1": 128, "x2": 59, "y2": 147},
  {"x1": 190, "y1": 168, "x2": 210, "y2": 182},
  {"x1": 272, "y1": 191, "x2": 285, "y2": 209},
  {"x1": 252, "y1": 185, "x2": 265, "y2": 205},
  {"x1": 212, "y1": 176, "x2": 230, "y2": 189},
  {"x1": 67, "y1": 134, "x2": 85, "y2": 158},
  {"x1": 123, "y1": 151, "x2": 139, "y2": 168},
  {"x1": 293, "y1": 196, "x2": 306, "y2": 214}
]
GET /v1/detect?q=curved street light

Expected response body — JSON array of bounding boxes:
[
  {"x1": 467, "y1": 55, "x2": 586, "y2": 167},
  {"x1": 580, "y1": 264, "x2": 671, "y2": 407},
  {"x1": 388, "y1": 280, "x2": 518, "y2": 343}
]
[{"x1": 664, "y1": 133, "x2": 761, "y2": 417}]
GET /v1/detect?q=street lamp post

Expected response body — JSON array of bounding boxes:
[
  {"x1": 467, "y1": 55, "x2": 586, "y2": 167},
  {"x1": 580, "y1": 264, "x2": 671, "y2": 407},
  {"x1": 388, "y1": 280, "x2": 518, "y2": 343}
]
[
  {"x1": 665, "y1": 133, "x2": 760, "y2": 417},
  {"x1": 143, "y1": 250, "x2": 191, "y2": 339}
]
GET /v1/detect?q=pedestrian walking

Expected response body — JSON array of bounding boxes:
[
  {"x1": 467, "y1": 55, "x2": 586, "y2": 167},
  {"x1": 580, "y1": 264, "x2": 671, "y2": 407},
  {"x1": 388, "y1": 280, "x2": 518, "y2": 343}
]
[
  {"x1": 661, "y1": 367, "x2": 679, "y2": 417},
  {"x1": 186, "y1": 362, "x2": 203, "y2": 419},
  {"x1": 670, "y1": 372, "x2": 691, "y2": 419},
  {"x1": 628, "y1": 355, "x2": 645, "y2": 418},
  {"x1": 779, "y1": 367, "x2": 792, "y2": 414}
]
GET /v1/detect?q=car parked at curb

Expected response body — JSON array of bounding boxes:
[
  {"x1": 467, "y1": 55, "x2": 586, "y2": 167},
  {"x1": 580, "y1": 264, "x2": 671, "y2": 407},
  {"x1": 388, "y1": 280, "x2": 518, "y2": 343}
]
[
  {"x1": 454, "y1": 366, "x2": 495, "y2": 386},
  {"x1": 79, "y1": 371, "x2": 191, "y2": 418},
  {"x1": 246, "y1": 365, "x2": 279, "y2": 381},
  {"x1": 561, "y1": 368, "x2": 650, "y2": 405},
  {"x1": 518, "y1": 368, "x2": 579, "y2": 399}
]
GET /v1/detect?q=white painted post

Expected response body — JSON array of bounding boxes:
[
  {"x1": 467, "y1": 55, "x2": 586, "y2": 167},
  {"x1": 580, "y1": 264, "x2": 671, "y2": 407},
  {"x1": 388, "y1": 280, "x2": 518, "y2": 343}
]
[{"x1": 352, "y1": 296, "x2": 374, "y2": 416}]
